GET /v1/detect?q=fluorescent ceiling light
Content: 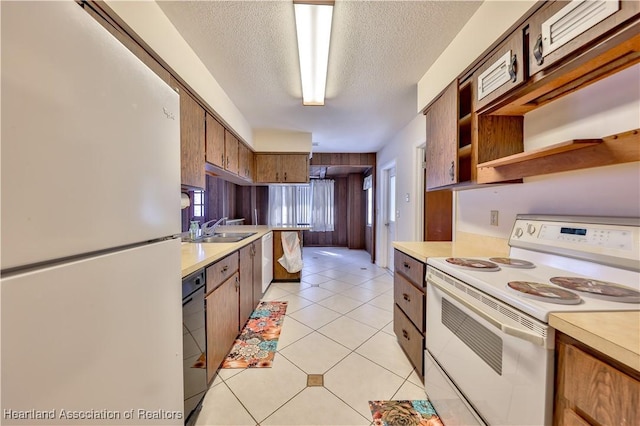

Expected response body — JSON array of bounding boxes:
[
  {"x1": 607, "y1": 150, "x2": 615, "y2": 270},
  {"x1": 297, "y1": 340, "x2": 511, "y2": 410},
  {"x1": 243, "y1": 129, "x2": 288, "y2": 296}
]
[{"x1": 294, "y1": 1, "x2": 333, "y2": 106}]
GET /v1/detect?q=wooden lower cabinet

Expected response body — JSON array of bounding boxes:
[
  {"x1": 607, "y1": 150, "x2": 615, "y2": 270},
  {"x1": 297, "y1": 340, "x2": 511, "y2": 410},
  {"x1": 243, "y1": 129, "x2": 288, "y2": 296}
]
[
  {"x1": 394, "y1": 305, "x2": 424, "y2": 377},
  {"x1": 239, "y1": 240, "x2": 264, "y2": 329},
  {"x1": 554, "y1": 333, "x2": 640, "y2": 426},
  {"x1": 239, "y1": 245, "x2": 254, "y2": 329},
  {"x1": 205, "y1": 240, "x2": 265, "y2": 383},
  {"x1": 251, "y1": 239, "x2": 263, "y2": 307},
  {"x1": 205, "y1": 272, "x2": 239, "y2": 384},
  {"x1": 393, "y1": 249, "x2": 427, "y2": 378},
  {"x1": 273, "y1": 230, "x2": 303, "y2": 281}
]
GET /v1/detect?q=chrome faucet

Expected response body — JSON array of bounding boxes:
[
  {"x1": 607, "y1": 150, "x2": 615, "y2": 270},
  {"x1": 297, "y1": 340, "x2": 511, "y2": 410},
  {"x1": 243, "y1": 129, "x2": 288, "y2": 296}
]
[{"x1": 201, "y1": 217, "x2": 227, "y2": 236}]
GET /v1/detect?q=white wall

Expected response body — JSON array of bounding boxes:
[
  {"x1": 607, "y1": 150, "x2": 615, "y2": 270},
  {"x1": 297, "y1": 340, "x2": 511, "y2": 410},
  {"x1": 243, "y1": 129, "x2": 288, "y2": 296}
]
[
  {"x1": 456, "y1": 64, "x2": 640, "y2": 239},
  {"x1": 253, "y1": 129, "x2": 312, "y2": 153},
  {"x1": 104, "y1": 0, "x2": 254, "y2": 147},
  {"x1": 376, "y1": 113, "x2": 426, "y2": 265}
]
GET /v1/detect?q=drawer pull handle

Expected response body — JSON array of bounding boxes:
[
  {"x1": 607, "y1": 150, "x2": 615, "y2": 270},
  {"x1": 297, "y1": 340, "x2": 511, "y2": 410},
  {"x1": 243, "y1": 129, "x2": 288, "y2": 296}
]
[
  {"x1": 403, "y1": 262, "x2": 410, "y2": 269},
  {"x1": 402, "y1": 293, "x2": 410, "y2": 302},
  {"x1": 221, "y1": 265, "x2": 229, "y2": 273},
  {"x1": 402, "y1": 329, "x2": 410, "y2": 340},
  {"x1": 509, "y1": 53, "x2": 517, "y2": 82}
]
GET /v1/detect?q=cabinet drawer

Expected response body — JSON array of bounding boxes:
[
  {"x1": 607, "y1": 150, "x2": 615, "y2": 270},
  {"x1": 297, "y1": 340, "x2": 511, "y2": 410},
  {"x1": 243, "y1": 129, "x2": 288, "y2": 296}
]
[
  {"x1": 561, "y1": 342, "x2": 640, "y2": 425},
  {"x1": 529, "y1": 0, "x2": 640, "y2": 76},
  {"x1": 394, "y1": 250, "x2": 425, "y2": 287},
  {"x1": 206, "y1": 252, "x2": 239, "y2": 293},
  {"x1": 394, "y1": 305, "x2": 424, "y2": 377},
  {"x1": 394, "y1": 273, "x2": 425, "y2": 332},
  {"x1": 474, "y1": 26, "x2": 526, "y2": 111}
]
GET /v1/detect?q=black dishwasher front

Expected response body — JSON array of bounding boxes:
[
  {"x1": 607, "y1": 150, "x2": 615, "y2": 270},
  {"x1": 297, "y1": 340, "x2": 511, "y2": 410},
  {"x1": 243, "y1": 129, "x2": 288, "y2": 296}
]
[{"x1": 182, "y1": 270, "x2": 206, "y2": 425}]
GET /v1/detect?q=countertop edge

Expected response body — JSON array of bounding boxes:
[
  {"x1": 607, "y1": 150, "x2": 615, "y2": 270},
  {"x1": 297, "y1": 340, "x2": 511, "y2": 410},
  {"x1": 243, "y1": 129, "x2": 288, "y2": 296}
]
[
  {"x1": 549, "y1": 312, "x2": 640, "y2": 373},
  {"x1": 181, "y1": 226, "x2": 309, "y2": 277}
]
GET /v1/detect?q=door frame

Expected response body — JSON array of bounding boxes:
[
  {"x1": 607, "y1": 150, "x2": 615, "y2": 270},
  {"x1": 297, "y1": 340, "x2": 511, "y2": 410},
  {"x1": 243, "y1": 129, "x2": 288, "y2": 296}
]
[
  {"x1": 379, "y1": 161, "x2": 396, "y2": 270},
  {"x1": 416, "y1": 144, "x2": 426, "y2": 240}
]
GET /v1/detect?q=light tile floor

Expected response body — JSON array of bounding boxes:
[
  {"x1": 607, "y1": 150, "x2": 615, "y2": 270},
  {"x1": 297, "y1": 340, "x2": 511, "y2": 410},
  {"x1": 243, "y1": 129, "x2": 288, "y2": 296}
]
[{"x1": 195, "y1": 247, "x2": 426, "y2": 426}]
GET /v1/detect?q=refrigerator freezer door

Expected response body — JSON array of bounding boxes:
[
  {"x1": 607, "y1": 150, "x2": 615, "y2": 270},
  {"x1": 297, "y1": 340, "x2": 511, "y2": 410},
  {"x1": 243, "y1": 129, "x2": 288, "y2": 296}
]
[
  {"x1": 1, "y1": 239, "x2": 183, "y2": 423},
  {"x1": 1, "y1": 1, "x2": 180, "y2": 270}
]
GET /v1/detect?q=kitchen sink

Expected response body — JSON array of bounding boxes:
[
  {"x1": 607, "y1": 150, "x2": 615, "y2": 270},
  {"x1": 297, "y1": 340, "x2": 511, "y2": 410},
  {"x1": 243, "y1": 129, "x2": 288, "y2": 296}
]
[{"x1": 194, "y1": 232, "x2": 257, "y2": 243}]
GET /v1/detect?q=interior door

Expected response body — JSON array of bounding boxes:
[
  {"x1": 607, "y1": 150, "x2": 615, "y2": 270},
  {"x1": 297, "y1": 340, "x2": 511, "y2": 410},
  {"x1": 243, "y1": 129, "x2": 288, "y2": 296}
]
[{"x1": 386, "y1": 167, "x2": 397, "y2": 271}]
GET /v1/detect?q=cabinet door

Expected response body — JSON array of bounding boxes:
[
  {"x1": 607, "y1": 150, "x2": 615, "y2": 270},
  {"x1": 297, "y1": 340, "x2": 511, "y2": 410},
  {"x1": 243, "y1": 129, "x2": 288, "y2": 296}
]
[
  {"x1": 205, "y1": 272, "x2": 239, "y2": 383},
  {"x1": 224, "y1": 130, "x2": 239, "y2": 175},
  {"x1": 474, "y1": 28, "x2": 525, "y2": 112},
  {"x1": 173, "y1": 77, "x2": 205, "y2": 189},
  {"x1": 239, "y1": 244, "x2": 254, "y2": 329},
  {"x1": 529, "y1": 0, "x2": 640, "y2": 76},
  {"x1": 425, "y1": 81, "x2": 458, "y2": 190},
  {"x1": 205, "y1": 113, "x2": 225, "y2": 168},
  {"x1": 255, "y1": 154, "x2": 281, "y2": 183},
  {"x1": 251, "y1": 240, "x2": 263, "y2": 308},
  {"x1": 272, "y1": 230, "x2": 302, "y2": 281},
  {"x1": 281, "y1": 154, "x2": 309, "y2": 183},
  {"x1": 245, "y1": 149, "x2": 255, "y2": 181},
  {"x1": 238, "y1": 143, "x2": 253, "y2": 180},
  {"x1": 558, "y1": 340, "x2": 640, "y2": 426}
]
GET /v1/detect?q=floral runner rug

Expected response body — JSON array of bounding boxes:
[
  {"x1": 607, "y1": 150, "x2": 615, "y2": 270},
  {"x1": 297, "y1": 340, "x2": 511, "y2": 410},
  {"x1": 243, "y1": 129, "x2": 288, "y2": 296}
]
[
  {"x1": 220, "y1": 301, "x2": 288, "y2": 368},
  {"x1": 369, "y1": 400, "x2": 443, "y2": 426}
]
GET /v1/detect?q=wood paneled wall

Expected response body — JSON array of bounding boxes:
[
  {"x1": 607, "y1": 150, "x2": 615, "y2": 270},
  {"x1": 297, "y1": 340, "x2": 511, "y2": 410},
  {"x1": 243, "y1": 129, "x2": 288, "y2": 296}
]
[
  {"x1": 347, "y1": 174, "x2": 365, "y2": 249},
  {"x1": 310, "y1": 153, "x2": 376, "y2": 166}
]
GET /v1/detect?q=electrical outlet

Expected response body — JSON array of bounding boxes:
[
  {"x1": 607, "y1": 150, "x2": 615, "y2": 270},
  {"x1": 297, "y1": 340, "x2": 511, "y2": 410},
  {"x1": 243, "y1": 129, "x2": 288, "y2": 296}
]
[{"x1": 490, "y1": 210, "x2": 499, "y2": 226}]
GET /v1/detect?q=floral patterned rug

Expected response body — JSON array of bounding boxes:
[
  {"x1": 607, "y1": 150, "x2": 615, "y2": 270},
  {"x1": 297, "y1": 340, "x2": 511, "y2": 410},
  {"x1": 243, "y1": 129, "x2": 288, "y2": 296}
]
[
  {"x1": 220, "y1": 301, "x2": 288, "y2": 368},
  {"x1": 369, "y1": 400, "x2": 443, "y2": 426}
]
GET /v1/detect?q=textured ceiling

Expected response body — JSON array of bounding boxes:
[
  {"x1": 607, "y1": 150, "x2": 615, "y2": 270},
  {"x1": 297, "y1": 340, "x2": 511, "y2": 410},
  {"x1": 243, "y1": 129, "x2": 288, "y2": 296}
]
[{"x1": 157, "y1": 0, "x2": 483, "y2": 153}]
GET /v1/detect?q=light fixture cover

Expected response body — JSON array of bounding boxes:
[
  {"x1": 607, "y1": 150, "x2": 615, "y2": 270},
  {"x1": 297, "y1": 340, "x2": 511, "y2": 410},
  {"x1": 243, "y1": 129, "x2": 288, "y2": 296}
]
[{"x1": 294, "y1": 2, "x2": 333, "y2": 106}]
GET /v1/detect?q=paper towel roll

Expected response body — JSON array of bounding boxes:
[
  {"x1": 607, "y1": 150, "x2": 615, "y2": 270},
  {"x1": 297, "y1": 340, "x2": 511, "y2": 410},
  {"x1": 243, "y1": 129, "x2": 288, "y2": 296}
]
[{"x1": 180, "y1": 193, "x2": 190, "y2": 209}]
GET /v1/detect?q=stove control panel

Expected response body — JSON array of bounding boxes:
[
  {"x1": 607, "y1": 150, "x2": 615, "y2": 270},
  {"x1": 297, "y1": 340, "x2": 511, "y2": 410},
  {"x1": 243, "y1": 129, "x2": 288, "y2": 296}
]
[{"x1": 510, "y1": 216, "x2": 640, "y2": 271}]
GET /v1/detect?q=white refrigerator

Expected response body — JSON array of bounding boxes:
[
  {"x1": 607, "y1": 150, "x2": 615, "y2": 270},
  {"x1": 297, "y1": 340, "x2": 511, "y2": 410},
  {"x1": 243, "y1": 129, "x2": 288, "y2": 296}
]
[{"x1": 1, "y1": 2, "x2": 184, "y2": 424}]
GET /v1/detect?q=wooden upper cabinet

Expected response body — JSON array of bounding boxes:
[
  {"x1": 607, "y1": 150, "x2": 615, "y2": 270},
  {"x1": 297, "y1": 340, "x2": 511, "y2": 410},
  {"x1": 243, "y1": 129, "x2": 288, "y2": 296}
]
[
  {"x1": 172, "y1": 77, "x2": 205, "y2": 189},
  {"x1": 528, "y1": 0, "x2": 640, "y2": 76},
  {"x1": 205, "y1": 113, "x2": 225, "y2": 169},
  {"x1": 255, "y1": 154, "x2": 280, "y2": 182},
  {"x1": 254, "y1": 154, "x2": 309, "y2": 183},
  {"x1": 224, "y1": 130, "x2": 239, "y2": 175},
  {"x1": 425, "y1": 81, "x2": 459, "y2": 190},
  {"x1": 474, "y1": 26, "x2": 526, "y2": 112},
  {"x1": 238, "y1": 143, "x2": 254, "y2": 180},
  {"x1": 281, "y1": 154, "x2": 309, "y2": 183}
]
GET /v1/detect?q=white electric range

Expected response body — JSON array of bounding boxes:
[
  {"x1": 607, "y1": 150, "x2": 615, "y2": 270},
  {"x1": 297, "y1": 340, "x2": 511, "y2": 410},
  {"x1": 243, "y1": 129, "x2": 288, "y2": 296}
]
[{"x1": 424, "y1": 215, "x2": 640, "y2": 426}]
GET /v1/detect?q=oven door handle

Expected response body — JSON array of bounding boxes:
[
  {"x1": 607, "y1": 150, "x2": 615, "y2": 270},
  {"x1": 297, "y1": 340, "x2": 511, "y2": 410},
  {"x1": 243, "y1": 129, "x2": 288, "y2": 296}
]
[{"x1": 429, "y1": 279, "x2": 545, "y2": 347}]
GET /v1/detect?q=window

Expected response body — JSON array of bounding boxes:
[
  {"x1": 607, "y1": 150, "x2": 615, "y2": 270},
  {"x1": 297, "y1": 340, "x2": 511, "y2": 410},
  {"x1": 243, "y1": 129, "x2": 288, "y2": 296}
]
[
  {"x1": 366, "y1": 187, "x2": 373, "y2": 226},
  {"x1": 192, "y1": 190, "x2": 205, "y2": 219},
  {"x1": 268, "y1": 185, "x2": 311, "y2": 227},
  {"x1": 268, "y1": 180, "x2": 334, "y2": 231},
  {"x1": 364, "y1": 174, "x2": 373, "y2": 226}
]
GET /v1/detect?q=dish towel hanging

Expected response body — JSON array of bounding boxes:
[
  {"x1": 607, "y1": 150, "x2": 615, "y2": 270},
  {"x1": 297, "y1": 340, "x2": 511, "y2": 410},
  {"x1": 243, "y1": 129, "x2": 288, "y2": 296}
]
[{"x1": 278, "y1": 232, "x2": 303, "y2": 273}]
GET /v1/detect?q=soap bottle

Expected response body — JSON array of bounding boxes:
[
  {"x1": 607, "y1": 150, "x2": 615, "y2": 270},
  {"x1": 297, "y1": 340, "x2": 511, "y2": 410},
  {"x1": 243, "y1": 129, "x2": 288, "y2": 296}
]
[{"x1": 189, "y1": 220, "x2": 199, "y2": 241}]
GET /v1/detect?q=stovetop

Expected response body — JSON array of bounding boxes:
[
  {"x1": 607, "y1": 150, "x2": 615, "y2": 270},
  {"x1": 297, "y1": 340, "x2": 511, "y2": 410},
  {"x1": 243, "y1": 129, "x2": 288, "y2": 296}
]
[{"x1": 426, "y1": 256, "x2": 640, "y2": 323}]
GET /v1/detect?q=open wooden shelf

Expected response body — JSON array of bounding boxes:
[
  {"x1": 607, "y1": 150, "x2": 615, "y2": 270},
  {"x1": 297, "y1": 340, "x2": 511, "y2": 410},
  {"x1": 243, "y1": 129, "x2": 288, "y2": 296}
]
[
  {"x1": 459, "y1": 113, "x2": 472, "y2": 128},
  {"x1": 477, "y1": 139, "x2": 602, "y2": 168},
  {"x1": 476, "y1": 129, "x2": 639, "y2": 184},
  {"x1": 458, "y1": 144, "x2": 472, "y2": 159}
]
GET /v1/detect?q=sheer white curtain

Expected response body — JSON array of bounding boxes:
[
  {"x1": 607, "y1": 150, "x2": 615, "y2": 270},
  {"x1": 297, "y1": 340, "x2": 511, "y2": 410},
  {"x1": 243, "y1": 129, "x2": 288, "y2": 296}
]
[
  {"x1": 268, "y1": 185, "x2": 311, "y2": 227},
  {"x1": 267, "y1": 181, "x2": 334, "y2": 231},
  {"x1": 310, "y1": 179, "x2": 334, "y2": 232}
]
